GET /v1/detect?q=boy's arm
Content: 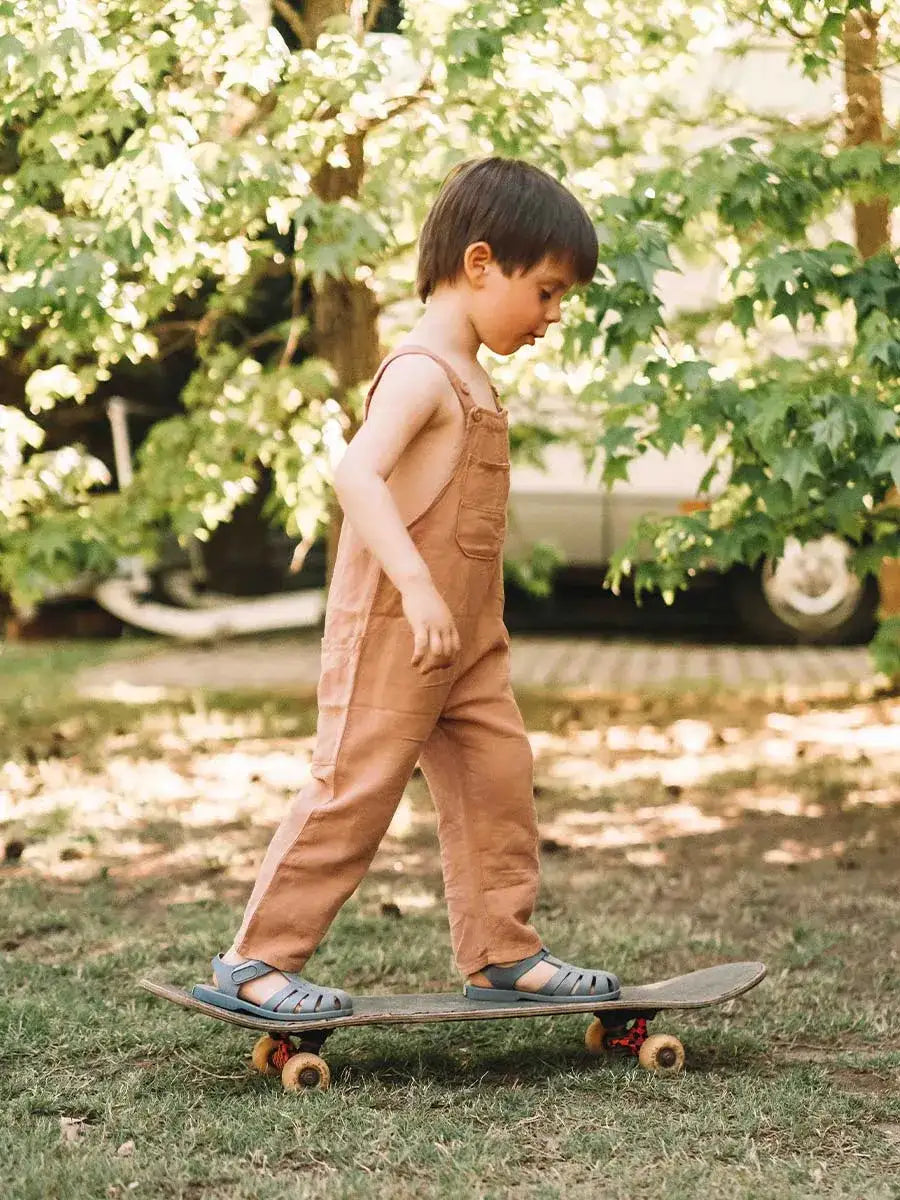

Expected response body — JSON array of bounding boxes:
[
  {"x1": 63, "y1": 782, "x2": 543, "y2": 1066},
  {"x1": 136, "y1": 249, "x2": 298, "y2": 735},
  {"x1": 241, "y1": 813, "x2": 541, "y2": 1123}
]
[{"x1": 332, "y1": 356, "x2": 461, "y2": 672}]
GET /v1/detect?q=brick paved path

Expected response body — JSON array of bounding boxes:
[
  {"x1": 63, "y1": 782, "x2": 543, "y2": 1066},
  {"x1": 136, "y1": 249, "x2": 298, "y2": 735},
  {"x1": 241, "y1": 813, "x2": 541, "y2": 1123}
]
[{"x1": 76, "y1": 634, "x2": 880, "y2": 698}]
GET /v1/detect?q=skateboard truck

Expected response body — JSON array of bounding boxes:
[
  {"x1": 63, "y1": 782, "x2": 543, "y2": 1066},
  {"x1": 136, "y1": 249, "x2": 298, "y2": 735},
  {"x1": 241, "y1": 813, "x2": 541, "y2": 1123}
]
[
  {"x1": 253, "y1": 1028, "x2": 336, "y2": 1090},
  {"x1": 586, "y1": 1008, "x2": 685, "y2": 1075},
  {"x1": 595, "y1": 1011, "x2": 654, "y2": 1056}
]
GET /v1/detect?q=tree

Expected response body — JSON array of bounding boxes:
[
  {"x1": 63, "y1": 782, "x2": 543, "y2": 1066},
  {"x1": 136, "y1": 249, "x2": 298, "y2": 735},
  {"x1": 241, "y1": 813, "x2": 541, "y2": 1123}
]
[
  {"x1": 0, "y1": 0, "x2": 706, "y2": 607},
  {"x1": 1, "y1": 1, "x2": 897, "y2": 673}
]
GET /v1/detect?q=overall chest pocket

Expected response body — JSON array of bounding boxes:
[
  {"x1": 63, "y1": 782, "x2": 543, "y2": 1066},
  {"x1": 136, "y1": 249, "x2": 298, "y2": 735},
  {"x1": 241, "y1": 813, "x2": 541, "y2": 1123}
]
[{"x1": 455, "y1": 454, "x2": 510, "y2": 560}]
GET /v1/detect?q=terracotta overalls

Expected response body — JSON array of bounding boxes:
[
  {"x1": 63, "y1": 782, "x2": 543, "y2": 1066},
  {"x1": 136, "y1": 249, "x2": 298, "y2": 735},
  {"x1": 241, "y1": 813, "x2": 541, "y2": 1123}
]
[{"x1": 234, "y1": 347, "x2": 544, "y2": 978}]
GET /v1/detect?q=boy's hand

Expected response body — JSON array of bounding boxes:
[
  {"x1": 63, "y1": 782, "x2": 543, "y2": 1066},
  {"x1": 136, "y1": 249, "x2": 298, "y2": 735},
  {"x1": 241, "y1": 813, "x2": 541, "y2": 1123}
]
[{"x1": 401, "y1": 577, "x2": 461, "y2": 675}]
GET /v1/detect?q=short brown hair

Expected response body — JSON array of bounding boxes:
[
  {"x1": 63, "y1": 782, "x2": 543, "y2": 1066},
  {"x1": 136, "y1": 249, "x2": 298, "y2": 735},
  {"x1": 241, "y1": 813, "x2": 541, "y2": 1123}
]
[{"x1": 415, "y1": 157, "x2": 598, "y2": 302}]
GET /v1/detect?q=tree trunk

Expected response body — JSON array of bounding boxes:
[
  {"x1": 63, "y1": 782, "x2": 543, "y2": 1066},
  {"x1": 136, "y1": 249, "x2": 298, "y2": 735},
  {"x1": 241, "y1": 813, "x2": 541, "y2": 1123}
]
[
  {"x1": 842, "y1": 11, "x2": 899, "y2": 624},
  {"x1": 302, "y1": 3, "x2": 383, "y2": 588},
  {"x1": 236, "y1": 2, "x2": 381, "y2": 587},
  {"x1": 842, "y1": 10, "x2": 891, "y2": 258}
]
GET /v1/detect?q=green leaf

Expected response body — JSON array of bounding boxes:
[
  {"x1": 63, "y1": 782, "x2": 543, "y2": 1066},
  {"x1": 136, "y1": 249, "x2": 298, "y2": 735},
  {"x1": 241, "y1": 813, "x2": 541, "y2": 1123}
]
[
  {"x1": 773, "y1": 447, "x2": 823, "y2": 497},
  {"x1": 875, "y1": 445, "x2": 900, "y2": 490},
  {"x1": 758, "y1": 254, "x2": 796, "y2": 300},
  {"x1": 602, "y1": 456, "x2": 631, "y2": 487},
  {"x1": 809, "y1": 406, "x2": 850, "y2": 457},
  {"x1": 609, "y1": 253, "x2": 657, "y2": 293},
  {"x1": 732, "y1": 295, "x2": 755, "y2": 333}
]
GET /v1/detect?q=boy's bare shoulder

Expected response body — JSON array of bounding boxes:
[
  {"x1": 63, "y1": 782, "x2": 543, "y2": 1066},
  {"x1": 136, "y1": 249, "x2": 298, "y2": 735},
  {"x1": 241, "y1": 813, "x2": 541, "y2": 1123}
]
[{"x1": 368, "y1": 351, "x2": 458, "y2": 427}]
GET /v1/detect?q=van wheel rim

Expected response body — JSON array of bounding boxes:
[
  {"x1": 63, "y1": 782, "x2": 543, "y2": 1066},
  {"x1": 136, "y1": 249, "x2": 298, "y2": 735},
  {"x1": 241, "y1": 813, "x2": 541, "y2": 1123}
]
[{"x1": 761, "y1": 536, "x2": 861, "y2": 629}]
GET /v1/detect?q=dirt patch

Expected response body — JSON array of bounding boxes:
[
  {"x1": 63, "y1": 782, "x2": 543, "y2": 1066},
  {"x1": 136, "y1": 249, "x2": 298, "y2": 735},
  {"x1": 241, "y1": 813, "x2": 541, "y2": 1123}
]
[{"x1": 830, "y1": 1069, "x2": 898, "y2": 1098}]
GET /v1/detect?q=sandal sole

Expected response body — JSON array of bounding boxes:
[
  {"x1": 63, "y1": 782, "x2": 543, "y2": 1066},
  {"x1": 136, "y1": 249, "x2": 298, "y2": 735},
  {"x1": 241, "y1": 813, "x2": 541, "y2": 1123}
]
[
  {"x1": 192, "y1": 984, "x2": 354, "y2": 1022},
  {"x1": 463, "y1": 985, "x2": 621, "y2": 1004}
]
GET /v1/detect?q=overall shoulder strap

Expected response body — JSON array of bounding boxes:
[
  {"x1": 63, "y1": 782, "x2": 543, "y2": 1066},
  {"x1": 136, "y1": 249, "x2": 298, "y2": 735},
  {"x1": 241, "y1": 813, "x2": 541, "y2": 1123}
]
[{"x1": 363, "y1": 345, "x2": 475, "y2": 420}]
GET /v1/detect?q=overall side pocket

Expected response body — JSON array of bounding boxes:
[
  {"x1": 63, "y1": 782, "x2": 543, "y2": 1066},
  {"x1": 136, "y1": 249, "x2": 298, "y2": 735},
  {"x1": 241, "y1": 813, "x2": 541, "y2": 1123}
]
[{"x1": 310, "y1": 637, "x2": 358, "y2": 777}]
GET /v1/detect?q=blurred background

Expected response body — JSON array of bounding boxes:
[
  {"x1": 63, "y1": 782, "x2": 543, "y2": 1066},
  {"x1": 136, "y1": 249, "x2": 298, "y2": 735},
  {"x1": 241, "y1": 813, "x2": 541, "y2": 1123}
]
[{"x1": 2, "y1": 1, "x2": 897, "y2": 660}]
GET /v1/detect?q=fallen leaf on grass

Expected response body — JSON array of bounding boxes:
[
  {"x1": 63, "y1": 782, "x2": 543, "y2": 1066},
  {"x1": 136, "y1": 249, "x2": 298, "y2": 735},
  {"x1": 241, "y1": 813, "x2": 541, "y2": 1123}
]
[{"x1": 59, "y1": 1116, "x2": 87, "y2": 1145}]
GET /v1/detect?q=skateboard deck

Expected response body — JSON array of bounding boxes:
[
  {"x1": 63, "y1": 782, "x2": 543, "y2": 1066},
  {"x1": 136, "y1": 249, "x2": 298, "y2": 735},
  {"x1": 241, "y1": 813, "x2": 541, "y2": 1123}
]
[
  {"x1": 141, "y1": 961, "x2": 765, "y2": 1033},
  {"x1": 140, "y1": 961, "x2": 765, "y2": 1090}
]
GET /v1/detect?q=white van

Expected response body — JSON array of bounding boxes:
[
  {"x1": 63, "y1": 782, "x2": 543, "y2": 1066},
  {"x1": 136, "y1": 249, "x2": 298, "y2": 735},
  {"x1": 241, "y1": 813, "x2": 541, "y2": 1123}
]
[{"x1": 506, "y1": 441, "x2": 878, "y2": 644}]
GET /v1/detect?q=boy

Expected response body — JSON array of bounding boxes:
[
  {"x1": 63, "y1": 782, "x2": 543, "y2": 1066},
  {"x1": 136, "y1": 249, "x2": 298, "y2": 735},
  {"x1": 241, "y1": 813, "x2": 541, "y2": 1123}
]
[{"x1": 194, "y1": 157, "x2": 621, "y2": 1022}]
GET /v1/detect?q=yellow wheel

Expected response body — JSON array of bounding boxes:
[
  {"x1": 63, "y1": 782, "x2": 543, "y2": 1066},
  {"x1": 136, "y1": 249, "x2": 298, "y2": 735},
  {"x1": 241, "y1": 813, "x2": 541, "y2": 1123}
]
[
  {"x1": 585, "y1": 1018, "x2": 612, "y2": 1055},
  {"x1": 251, "y1": 1035, "x2": 284, "y2": 1076},
  {"x1": 638, "y1": 1034, "x2": 685, "y2": 1076},
  {"x1": 281, "y1": 1052, "x2": 331, "y2": 1092}
]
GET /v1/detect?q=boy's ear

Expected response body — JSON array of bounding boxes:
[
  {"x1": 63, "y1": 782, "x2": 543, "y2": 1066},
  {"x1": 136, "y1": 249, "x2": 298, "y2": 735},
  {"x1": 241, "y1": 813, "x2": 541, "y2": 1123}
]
[{"x1": 462, "y1": 241, "x2": 493, "y2": 286}]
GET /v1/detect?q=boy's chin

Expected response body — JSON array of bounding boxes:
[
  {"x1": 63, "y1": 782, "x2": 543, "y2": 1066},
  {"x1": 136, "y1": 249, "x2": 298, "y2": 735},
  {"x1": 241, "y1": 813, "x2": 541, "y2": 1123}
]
[{"x1": 483, "y1": 333, "x2": 528, "y2": 356}]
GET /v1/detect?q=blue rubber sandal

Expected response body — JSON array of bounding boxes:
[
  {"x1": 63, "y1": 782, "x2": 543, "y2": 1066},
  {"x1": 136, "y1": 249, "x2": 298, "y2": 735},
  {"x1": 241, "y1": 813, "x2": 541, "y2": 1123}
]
[
  {"x1": 464, "y1": 947, "x2": 620, "y2": 1004},
  {"x1": 192, "y1": 955, "x2": 354, "y2": 1022}
]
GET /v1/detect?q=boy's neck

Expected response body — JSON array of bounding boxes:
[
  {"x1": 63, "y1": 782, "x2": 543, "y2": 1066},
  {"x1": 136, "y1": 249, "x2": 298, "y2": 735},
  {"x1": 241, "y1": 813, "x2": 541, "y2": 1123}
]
[{"x1": 406, "y1": 289, "x2": 481, "y2": 364}]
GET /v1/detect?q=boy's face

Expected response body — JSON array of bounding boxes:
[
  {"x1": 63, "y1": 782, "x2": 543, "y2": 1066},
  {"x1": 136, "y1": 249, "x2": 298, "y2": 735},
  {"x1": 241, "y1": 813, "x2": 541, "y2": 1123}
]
[{"x1": 469, "y1": 250, "x2": 577, "y2": 356}]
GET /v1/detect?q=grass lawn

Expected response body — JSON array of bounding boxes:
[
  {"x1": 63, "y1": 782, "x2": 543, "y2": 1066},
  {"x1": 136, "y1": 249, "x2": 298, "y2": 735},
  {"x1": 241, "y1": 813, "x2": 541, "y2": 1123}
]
[{"x1": 1, "y1": 639, "x2": 899, "y2": 1199}]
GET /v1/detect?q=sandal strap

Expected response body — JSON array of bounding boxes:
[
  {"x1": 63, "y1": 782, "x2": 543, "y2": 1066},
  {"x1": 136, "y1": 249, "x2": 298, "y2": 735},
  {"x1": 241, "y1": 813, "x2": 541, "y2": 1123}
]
[
  {"x1": 480, "y1": 949, "x2": 617, "y2": 997},
  {"x1": 541, "y1": 951, "x2": 618, "y2": 996},
  {"x1": 263, "y1": 977, "x2": 347, "y2": 1015},
  {"x1": 542, "y1": 966, "x2": 613, "y2": 996},
  {"x1": 211, "y1": 956, "x2": 352, "y2": 1014},
  {"x1": 479, "y1": 948, "x2": 550, "y2": 989},
  {"x1": 210, "y1": 955, "x2": 275, "y2": 996}
]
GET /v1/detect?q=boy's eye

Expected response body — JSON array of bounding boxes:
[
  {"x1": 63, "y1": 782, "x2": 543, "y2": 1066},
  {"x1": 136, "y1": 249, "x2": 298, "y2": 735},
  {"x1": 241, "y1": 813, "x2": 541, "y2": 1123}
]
[{"x1": 540, "y1": 290, "x2": 552, "y2": 301}]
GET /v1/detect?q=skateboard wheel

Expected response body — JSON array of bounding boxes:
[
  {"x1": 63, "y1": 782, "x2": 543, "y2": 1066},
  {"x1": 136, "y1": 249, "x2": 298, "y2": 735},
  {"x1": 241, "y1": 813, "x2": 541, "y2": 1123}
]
[
  {"x1": 281, "y1": 1052, "x2": 331, "y2": 1092},
  {"x1": 584, "y1": 1018, "x2": 612, "y2": 1055},
  {"x1": 638, "y1": 1034, "x2": 685, "y2": 1076},
  {"x1": 252, "y1": 1035, "x2": 287, "y2": 1076}
]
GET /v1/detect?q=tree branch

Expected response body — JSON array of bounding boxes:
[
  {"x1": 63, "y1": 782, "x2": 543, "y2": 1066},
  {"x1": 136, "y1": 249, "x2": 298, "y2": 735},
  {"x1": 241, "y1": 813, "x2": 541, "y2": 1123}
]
[
  {"x1": 358, "y1": 77, "x2": 434, "y2": 133},
  {"x1": 365, "y1": 0, "x2": 386, "y2": 32},
  {"x1": 278, "y1": 262, "x2": 305, "y2": 369},
  {"x1": 273, "y1": 0, "x2": 312, "y2": 49}
]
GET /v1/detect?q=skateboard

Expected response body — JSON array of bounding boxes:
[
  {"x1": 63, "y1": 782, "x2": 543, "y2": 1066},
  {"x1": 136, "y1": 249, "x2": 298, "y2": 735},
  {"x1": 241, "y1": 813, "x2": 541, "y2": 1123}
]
[{"x1": 140, "y1": 960, "x2": 765, "y2": 1091}]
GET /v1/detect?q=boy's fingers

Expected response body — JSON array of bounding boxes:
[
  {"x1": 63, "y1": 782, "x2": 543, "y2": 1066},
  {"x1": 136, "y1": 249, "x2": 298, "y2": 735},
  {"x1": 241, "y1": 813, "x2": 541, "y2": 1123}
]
[
  {"x1": 425, "y1": 629, "x2": 442, "y2": 670},
  {"x1": 411, "y1": 630, "x2": 428, "y2": 666},
  {"x1": 415, "y1": 631, "x2": 434, "y2": 673},
  {"x1": 413, "y1": 624, "x2": 460, "y2": 674}
]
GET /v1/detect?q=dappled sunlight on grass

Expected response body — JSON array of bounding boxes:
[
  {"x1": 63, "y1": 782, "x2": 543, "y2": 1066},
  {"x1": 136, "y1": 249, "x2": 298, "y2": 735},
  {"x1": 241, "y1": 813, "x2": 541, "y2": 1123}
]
[
  {"x1": 762, "y1": 837, "x2": 868, "y2": 865},
  {"x1": 532, "y1": 699, "x2": 900, "y2": 799},
  {"x1": 542, "y1": 801, "x2": 728, "y2": 852},
  {"x1": 727, "y1": 788, "x2": 818, "y2": 817},
  {"x1": 79, "y1": 682, "x2": 177, "y2": 705},
  {"x1": 0, "y1": 699, "x2": 322, "y2": 887},
  {"x1": 1, "y1": 679, "x2": 899, "y2": 911},
  {"x1": 766, "y1": 705, "x2": 900, "y2": 753}
]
